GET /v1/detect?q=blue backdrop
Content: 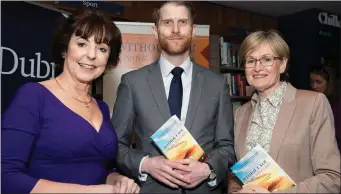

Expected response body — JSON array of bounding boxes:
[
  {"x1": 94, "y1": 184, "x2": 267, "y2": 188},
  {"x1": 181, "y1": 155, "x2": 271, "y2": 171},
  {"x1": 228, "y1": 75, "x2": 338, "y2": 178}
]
[{"x1": 1, "y1": 2, "x2": 64, "y2": 112}]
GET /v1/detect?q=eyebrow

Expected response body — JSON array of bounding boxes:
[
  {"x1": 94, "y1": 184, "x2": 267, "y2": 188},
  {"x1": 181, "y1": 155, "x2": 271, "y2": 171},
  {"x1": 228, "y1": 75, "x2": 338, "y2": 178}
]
[
  {"x1": 76, "y1": 37, "x2": 88, "y2": 41},
  {"x1": 161, "y1": 18, "x2": 189, "y2": 21},
  {"x1": 75, "y1": 37, "x2": 108, "y2": 46},
  {"x1": 246, "y1": 54, "x2": 273, "y2": 58}
]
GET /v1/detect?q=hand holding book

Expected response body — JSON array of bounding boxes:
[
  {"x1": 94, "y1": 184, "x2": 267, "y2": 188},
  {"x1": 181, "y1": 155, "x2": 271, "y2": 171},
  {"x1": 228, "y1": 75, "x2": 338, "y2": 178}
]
[
  {"x1": 238, "y1": 184, "x2": 270, "y2": 193},
  {"x1": 150, "y1": 115, "x2": 209, "y2": 188},
  {"x1": 150, "y1": 115, "x2": 206, "y2": 162},
  {"x1": 230, "y1": 145, "x2": 295, "y2": 192},
  {"x1": 175, "y1": 158, "x2": 212, "y2": 189},
  {"x1": 141, "y1": 155, "x2": 191, "y2": 188}
]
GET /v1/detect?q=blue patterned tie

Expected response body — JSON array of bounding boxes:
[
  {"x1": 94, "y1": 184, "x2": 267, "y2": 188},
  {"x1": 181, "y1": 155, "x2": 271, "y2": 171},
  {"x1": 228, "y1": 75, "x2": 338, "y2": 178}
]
[{"x1": 168, "y1": 67, "x2": 184, "y2": 119}]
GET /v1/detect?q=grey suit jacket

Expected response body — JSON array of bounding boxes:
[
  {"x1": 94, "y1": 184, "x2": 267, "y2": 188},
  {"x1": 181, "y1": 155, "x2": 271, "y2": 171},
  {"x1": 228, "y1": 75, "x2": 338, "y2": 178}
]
[{"x1": 112, "y1": 59, "x2": 236, "y2": 193}]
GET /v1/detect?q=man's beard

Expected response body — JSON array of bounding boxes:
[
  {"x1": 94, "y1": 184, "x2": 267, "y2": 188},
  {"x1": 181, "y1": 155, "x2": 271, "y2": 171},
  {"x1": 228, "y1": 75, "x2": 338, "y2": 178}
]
[{"x1": 159, "y1": 34, "x2": 192, "y2": 55}]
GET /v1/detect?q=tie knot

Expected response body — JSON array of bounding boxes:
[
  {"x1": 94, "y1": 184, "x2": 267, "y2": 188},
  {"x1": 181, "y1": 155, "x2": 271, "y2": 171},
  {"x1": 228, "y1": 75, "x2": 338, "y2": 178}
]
[{"x1": 171, "y1": 67, "x2": 184, "y2": 77}]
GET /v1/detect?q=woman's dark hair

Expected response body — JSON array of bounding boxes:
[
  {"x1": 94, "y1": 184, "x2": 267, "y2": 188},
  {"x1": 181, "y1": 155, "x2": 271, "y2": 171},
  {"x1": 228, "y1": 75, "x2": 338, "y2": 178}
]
[
  {"x1": 51, "y1": 9, "x2": 122, "y2": 71},
  {"x1": 309, "y1": 65, "x2": 330, "y2": 82}
]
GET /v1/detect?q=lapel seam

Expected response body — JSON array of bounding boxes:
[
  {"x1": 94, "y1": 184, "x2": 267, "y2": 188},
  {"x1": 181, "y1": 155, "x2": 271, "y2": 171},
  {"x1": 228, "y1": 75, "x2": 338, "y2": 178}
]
[
  {"x1": 269, "y1": 95, "x2": 297, "y2": 160},
  {"x1": 240, "y1": 104, "x2": 254, "y2": 159},
  {"x1": 147, "y1": 63, "x2": 170, "y2": 122},
  {"x1": 185, "y1": 65, "x2": 204, "y2": 130}
]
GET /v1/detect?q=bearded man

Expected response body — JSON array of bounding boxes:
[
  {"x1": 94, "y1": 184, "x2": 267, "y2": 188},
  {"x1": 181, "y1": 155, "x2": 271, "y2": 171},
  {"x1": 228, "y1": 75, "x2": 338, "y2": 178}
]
[{"x1": 112, "y1": 1, "x2": 236, "y2": 193}]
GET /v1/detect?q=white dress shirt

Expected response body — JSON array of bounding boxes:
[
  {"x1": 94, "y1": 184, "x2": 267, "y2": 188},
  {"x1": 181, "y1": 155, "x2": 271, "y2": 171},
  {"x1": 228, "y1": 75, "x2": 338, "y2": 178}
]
[
  {"x1": 138, "y1": 55, "x2": 192, "y2": 181},
  {"x1": 159, "y1": 55, "x2": 192, "y2": 123},
  {"x1": 138, "y1": 56, "x2": 216, "y2": 187}
]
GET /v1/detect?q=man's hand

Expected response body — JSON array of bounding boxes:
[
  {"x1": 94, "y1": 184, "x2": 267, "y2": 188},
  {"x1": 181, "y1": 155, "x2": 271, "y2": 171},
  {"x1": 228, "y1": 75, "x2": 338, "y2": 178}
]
[
  {"x1": 106, "y1": 172, "x2": 140, "y2": 193},
  {"x1": 237, "y1": 184, "x2": 270, "y2": 193},
  {"x1": 141, "y1": 156, "x2": 192, "y2": 188},
  {"x1": 176, "y1": 158, "x2": 211, "y2": 188}
]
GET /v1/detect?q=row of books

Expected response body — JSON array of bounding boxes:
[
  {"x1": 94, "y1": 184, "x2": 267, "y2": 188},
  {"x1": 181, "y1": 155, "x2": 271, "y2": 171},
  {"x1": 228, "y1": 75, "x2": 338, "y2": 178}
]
[
  {"x1": 224, "y1": 73, "x2": 248, "y2": 97},
  {"x1": 151, "y1": 115, "x2": 296, "y2": 192},
  {"x1": 220, "y1": 37, "x2": 241, "y2": 68}
]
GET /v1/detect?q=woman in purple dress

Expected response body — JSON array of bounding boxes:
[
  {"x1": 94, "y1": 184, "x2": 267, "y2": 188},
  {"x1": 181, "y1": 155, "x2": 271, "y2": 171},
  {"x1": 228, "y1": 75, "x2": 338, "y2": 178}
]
[{"x1": 2, "y1": 9, "x2": 140, "y2": 193}]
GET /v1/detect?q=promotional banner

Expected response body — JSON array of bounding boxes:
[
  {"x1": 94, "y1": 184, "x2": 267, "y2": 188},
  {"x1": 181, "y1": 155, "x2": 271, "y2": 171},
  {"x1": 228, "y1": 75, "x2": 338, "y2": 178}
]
[
  {"x1": 1, "y1": 2, "x2": 65, "y2": 112},
  {"x1": 1, "y1": 2, "x2": 210, "y2": 115},
  {"x1": 103, "y1": 22, "x2": 210, "y2": 115}
]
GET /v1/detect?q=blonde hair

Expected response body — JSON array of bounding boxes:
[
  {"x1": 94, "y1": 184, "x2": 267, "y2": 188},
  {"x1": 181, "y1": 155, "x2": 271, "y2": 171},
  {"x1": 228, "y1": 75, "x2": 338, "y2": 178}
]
[
  {"x1": 239, "y1": 30, "x2": 290, "y2": 64},
  {"x1": 239, "y1": 30, "x2": 290, "y2": 80}
]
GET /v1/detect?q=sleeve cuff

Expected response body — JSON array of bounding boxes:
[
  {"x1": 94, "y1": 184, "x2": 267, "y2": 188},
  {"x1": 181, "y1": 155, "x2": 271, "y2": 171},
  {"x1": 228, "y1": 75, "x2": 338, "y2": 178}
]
[
  {"x1": 205, "y1": 162, "x2": 217, "y2": 188},
  {"x1": 138, "y1": 155, "x2": 149, "y2": 182},
  {"x1": 207, "y1": 178, "x2": 217, "y2": 187}
]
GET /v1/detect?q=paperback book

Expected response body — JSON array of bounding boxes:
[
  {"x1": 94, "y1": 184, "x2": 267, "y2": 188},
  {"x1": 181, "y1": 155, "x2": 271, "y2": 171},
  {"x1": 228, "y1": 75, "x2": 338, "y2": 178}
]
[
  {"x1": 151, "y1": 115, "x2": 206, "y2": 161},
  {"x1": 231, "y1": 144, "x2": 295, "y2": 192}
]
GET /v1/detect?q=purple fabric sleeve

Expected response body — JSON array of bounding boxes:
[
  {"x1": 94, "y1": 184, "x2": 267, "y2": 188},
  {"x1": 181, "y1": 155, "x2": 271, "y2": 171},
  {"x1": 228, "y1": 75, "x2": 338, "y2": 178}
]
[{"x1": 1, "y1": 83, "x2": 41, "y2": 194}]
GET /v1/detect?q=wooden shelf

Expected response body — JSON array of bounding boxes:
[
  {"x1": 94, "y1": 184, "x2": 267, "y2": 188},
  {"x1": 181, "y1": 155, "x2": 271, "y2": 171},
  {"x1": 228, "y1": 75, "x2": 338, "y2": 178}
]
[
  {"x1": 220, "y1": 66, "x2": 244, "y2": 73},
  {"x1": 231, "y1": 96, "x2": 251, "y2": 101}
]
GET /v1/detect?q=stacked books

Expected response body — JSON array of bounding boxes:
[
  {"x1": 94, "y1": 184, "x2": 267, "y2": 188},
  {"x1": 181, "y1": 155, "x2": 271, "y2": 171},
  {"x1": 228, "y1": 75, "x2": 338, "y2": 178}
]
[
  {"x1": 231, "y1": 145, "x2": 296, "y2": 192},
  {"x1": 151, "y1": 115, "x2": 206, "y2": 162}
]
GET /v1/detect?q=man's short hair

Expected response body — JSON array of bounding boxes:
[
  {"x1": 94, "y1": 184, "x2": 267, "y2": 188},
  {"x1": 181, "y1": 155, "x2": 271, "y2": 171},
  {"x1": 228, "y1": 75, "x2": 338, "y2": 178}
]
[{"x1": 152, "y1": 1, "x2": 196, "y2": 27}]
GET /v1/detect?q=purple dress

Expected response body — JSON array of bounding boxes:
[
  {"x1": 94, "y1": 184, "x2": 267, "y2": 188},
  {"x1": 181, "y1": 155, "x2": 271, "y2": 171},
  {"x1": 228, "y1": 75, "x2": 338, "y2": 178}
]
[{"x1": 1, "y1": 83, "x2": 118, "y2": 194}]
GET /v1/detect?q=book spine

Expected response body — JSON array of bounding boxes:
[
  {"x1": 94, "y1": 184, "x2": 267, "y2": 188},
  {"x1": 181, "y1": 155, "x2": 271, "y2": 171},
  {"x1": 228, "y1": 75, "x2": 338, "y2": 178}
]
[{"x1": 220, "y1": 37, "x2": 228, "y2": 65}]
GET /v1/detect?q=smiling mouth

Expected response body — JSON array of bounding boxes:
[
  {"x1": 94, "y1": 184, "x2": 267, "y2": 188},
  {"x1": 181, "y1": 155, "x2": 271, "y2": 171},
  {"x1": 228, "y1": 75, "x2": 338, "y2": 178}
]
[
  {"x1": 78, "y1": 63, "x2": 96, "y2": 69},
  {"x1": 253, "y1": 75, "x2": 267, "y2": 78}
]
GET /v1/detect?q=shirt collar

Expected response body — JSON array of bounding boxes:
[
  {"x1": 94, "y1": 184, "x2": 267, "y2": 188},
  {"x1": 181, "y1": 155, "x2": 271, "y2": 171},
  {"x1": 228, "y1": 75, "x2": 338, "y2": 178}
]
[
  {"x1": 251, "y1": 82, "x2": 288, "y2": 108},
  {"x1": 159, "y1": 54, "x2": 192, "y2": 77}
]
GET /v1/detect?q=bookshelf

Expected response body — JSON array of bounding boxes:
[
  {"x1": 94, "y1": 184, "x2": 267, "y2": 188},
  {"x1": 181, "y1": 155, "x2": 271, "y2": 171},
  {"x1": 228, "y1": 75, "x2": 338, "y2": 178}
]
[
  {"x1": 219, "y1": 34, "x2": 253, "y2": 97},
  {"x1": 220, "y1": 66, "x2": 244, "y2": 73},
  {"x1": 221, "y1": 35, "x2": 247, "y2": 44},
  {"x1": 208, "y1": 32, "x2": 255, "y2": 115}
]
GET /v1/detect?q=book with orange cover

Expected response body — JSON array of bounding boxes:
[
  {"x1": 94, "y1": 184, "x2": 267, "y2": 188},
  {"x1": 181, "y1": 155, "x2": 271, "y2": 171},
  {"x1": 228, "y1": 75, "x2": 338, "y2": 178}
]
[
  {"x1": 231, "y1": 144, "x2": 296, "y2": 192},
  {"x1": 150, "y1": 115, "x2": 206, "y2": 162}
]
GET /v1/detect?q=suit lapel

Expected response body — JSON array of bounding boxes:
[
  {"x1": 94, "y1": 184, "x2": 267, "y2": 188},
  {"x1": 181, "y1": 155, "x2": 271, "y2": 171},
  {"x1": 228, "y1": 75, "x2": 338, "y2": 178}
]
[
  {"x1": 147, "y1": 61, "x2": 171, "y2": 122},
  {"x1": 185, "y1": 63, "x2": 205, "y2": 131},
  {"x1": 269, "y1": 84, "x2": 297, "y2": 160},
  {"x1": 238, "y1": 103, "x2": 253, "y2": 160}
]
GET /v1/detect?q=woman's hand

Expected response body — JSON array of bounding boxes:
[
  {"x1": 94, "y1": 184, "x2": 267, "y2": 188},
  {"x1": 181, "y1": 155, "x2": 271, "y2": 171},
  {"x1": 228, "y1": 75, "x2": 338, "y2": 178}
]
[
  {"x1": 237, "y1": 184, "x2": 270, "y2": 193},
  {"x1": 106, "y1": 172, "x2": 140, "y2": 193},
  {"x1": 87, "y1": 184, "x2": 121, "y2": 193}
]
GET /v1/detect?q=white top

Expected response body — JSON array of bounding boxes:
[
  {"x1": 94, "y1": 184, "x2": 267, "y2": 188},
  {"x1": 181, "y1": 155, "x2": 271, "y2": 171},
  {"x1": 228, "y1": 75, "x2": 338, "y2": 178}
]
[{"x1": 159, "y1": 54, "x2": 193, "y2": 123}]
